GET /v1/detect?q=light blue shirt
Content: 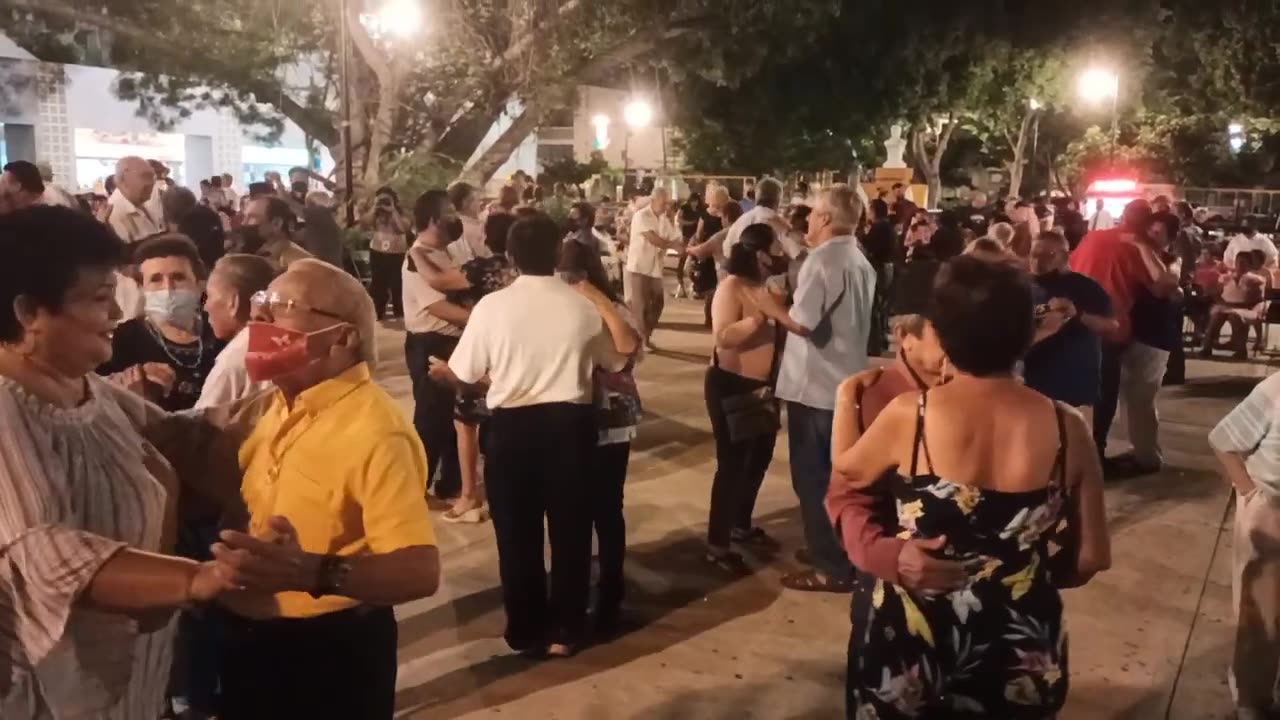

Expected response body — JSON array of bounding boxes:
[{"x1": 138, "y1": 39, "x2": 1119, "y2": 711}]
[{"x1": 775, "y1": 236, "x2": 876, "y2": 410}]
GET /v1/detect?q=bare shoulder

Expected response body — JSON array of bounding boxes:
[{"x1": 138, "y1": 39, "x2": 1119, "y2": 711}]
[{"x1": 836, "y1": 368, "x2": 884, "y2": 402}]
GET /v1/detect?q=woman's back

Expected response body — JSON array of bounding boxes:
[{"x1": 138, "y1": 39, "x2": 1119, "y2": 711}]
[{"x1": 897, "y1": 381, "x2": 1066, "y2": 494}]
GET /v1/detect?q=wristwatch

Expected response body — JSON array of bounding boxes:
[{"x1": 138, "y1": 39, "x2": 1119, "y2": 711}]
[{"x1": 309, "y1": 554, "x2": 353, "y2": 599}]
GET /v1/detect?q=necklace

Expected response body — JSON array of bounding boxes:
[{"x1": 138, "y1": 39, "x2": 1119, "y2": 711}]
[{"x1": 143, "y1": 318, "x2": 205, "y2": 370}]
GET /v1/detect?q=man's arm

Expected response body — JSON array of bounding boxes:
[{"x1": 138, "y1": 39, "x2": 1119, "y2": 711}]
[
  {"x1": 425, "y1": 299, "x2": 470, "y2": 327},
  {"x1": 448, "y1": 304, "x2": 490, "y2": 385},
  {"x1": 214, "y1": 435, "x2": 441, "y2": 605}
]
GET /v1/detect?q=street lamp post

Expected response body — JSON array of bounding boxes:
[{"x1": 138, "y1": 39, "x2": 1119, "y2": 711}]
[
  {"x1": 1078, "y1": 68, "x2": 1120, "y2": 164},
  {"x1": 338, "y1": 0, "x2": 355, "y2": 226}
]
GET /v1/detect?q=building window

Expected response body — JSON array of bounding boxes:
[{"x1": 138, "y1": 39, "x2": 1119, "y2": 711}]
[{"x1": 537, "y1": 143, "x2": 574, "y2": 166}]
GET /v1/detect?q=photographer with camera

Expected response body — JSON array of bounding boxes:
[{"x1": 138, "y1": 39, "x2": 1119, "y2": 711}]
[{"x1": 360, "y1": 187, "x2": 412, "y2": 320}]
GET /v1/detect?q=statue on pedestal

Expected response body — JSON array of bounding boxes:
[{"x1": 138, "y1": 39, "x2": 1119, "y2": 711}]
[{"x1": 883, "y1": 124, "x2": 908, "y2": 169}]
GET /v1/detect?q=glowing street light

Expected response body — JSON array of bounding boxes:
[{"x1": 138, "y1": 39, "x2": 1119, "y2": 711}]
[
  {"x1": 1229, "y1": 122, "x2": 1246, "y2": 153},
  {"x1": 1029, "y1": 97, "x2": 1043, "y2": 111},
  {"x1": 624, "y1": 99, "x2": 653, "y2": 129},
  {"x1": 591, "y1": 114, "x2": 611, "y2": 150},
  {"x1": 1079, "y1": 67, "x2": 1121, "y2": 164},
  {"x1": 1078, "y1": 68, "x2": 1119, "y2": 103},
  {"x1": 361, "y1": 0, "x2": 424, "y2": 38}
]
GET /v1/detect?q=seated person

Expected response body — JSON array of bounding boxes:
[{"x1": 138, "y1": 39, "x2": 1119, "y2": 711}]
[{"x1": 1201, "y1": 250, "x2": 1267, "y2": 358}]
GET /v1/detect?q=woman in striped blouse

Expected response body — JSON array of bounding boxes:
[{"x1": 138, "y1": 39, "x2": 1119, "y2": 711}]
[{"x1": 0, "y1": 207, "x2": 235, "y2": 719}]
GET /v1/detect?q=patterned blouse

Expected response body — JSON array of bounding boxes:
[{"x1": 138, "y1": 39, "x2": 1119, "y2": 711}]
[{"x1": 0, "y1": 374, "x2": 175, "y2": 719}]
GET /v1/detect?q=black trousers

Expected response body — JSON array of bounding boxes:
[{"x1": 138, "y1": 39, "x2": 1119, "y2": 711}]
[
  {"x1": 704, "y1": 366, "x2": 778, "y2": 548},
  {"x1": 1094, "y1": 341, "x2": 1126, "y2": 458},
  {"x1": 485, "y1": 403, "x2": 595, "y2": 649},
  {"x1": 368, "y1": 250, "x2": 405, "y2": 319},
  {"x1": 405, "y1": 331, "x2": 461, "y2": 498},
  {"x1": 592, "y1": 441, "x2": 631, "y2": 615},
  {"x1": 219, "y1": 606, "x2": 397, "y2": 720}
]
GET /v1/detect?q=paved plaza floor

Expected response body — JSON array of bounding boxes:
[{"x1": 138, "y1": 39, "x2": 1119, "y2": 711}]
[{"x1": 374, "y1": 296, "x2": 1269, "y2": 720}]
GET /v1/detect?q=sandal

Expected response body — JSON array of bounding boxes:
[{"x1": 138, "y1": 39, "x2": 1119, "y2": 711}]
[
  {"x1": 442, "y1": 504, "x2": 490, "y2": 524},
  {"x1": 781, "y1": 569, "x2": 855, "y2": 594},
  {"x1": 731, "y1": 526, "x2": 782, "y2": 551},
  {"x1": 704, "y1": 549, "x2": 752, "y2": 576}
]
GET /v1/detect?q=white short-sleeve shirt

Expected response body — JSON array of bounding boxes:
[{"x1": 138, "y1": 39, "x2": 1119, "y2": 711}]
[
  {"x1": 626, "y1": 206, "x2": 679, "y2": 278},
  {"x1": 449, "y1": 275, "x2": 624, "y2": 409}
]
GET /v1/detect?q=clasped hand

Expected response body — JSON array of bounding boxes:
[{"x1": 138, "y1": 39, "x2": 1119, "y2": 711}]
[{"x1": 194, "y1": 516, "x2": 318, "y2": 601}]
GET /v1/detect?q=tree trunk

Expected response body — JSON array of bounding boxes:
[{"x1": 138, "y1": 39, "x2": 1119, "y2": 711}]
[
  {"x1": 459, "y1": 103, "x2": 545, "y2": 184},
  {"x1": 912, "y1": 120, "x2": 955, "y2": 208},
  {"x1": 1006, "y1": 108, "x2": 1036, "y2": 200}
]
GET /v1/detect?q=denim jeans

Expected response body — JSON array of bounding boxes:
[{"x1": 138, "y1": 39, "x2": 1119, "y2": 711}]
[{"x1": 787, "y1": 402, "x2": 852, "y2": 582}]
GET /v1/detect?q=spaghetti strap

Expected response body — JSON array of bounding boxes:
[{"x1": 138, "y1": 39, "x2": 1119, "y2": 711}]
[
  {"x1": 910, "y1": 391, "x2": 933, "y2": 476},
  {"x1": 1050, "y1": 402, "x2": 1068, "y2": 493}
]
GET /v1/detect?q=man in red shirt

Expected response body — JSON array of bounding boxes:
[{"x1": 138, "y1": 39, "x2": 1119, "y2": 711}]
[{"x1": 1068, "y1": 199, "x2": 1155, "y2": 466}]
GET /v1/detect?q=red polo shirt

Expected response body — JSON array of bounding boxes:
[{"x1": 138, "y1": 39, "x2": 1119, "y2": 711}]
[{"x1": 1069, "y1": 228, "x2": 1149, "y2": 344}]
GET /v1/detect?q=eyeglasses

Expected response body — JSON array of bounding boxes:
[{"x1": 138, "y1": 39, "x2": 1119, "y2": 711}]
[{"x1": 250, "y1": 290, "x2": 345, "y2": 321}]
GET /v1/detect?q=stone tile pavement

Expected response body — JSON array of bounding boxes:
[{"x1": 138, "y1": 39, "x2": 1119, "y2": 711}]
[{"x1": 371, "y1": 298, "x2": 1274, "y2": 719}]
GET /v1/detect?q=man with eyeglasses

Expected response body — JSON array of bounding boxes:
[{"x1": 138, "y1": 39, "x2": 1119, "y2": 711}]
[{"x1": 209, "y1": 258, "x2": 440, "y2": 719}]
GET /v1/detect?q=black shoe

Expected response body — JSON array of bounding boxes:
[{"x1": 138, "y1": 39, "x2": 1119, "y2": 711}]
[
  {"x1": 793, "y1": 547, "x2": 816, "y2": 566},
  {"x1": 731, "y1": 526, "x2": 782, "y2": 552}
]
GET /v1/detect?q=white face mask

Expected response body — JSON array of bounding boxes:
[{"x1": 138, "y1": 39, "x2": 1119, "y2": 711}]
[{"x1": 144, "y1": 288, "x2": 201, "y2": 328}]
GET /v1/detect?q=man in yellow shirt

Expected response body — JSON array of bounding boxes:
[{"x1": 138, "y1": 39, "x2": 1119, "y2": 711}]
[{"x1": 210, "y1": 258, "x2": 439, "y2": 720}]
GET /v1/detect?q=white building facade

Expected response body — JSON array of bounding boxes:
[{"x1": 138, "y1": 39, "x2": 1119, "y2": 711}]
[{"x1": 0, "y1": 34, "x2": 328, "y2": 193}]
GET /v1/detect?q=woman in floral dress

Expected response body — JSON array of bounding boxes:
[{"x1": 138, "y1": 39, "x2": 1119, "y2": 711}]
[{"x1": 832, "y1": 257, "x2": 1111, "y2": 719}]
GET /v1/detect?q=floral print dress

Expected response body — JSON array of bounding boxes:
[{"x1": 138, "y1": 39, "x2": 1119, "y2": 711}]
[{"x1": 848, "y1": 393, "x2": 1070, "y2": 719}]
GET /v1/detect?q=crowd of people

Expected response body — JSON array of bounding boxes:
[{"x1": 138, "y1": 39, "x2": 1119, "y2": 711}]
[{"x1": 0, "y1": 148, "x2": 1276, "y2": 720}]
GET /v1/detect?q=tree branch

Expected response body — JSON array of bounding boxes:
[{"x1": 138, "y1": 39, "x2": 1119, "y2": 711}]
[{"x1": 1, "y1": 0, "x2": 339, "y2": 147}]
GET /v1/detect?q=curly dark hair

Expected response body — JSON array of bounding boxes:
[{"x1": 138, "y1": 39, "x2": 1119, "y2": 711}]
[
  {"x1": 928, "y1": 255, "x2": 1034, "y2": 377},
  {"x1": 0, "y1": 206, "x2": 126, "y2": 342}
]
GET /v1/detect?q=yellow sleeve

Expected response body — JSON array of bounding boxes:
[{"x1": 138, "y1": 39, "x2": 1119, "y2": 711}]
[{"x1": 354, "y1": 432, "x2": 436, "y2": 553}]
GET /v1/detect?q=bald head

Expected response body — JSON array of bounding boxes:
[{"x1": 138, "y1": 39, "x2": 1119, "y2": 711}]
[
  {"x1": 276, "y1": 258, "x2": 378, "y2": 370},
  {"x1": 115, "y1": 155, "x2": 156, "y2": 206}
]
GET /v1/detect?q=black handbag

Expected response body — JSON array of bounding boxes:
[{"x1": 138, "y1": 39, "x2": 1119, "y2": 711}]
[{"x1": 715, "y1": 327, "x2": 784, "y2": 442}]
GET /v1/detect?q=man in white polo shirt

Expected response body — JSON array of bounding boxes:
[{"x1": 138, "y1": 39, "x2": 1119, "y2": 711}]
[
  {"x1": 404, "y1": 189, "x2": 471, "y2": 500},
  {"x1": 625, "y1": 186, "x2": 682, "y2": 349},
  {"x1": 450, "y1": 213, "x2": 629, "y2": 657}
]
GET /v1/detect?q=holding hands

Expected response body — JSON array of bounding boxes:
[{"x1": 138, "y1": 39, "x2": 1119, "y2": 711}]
[{"x1": 211, "y1": 516, "x2": 320, "y2": 596}]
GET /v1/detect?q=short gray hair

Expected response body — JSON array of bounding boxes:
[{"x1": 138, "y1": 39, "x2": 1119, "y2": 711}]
[
  {"x1": 212, "y1": 254, "x2": 278, "y2": 321},
  {"x1": 988, "y1": 222, "x2": 1016, "y2": 246},
  {"x1": 290, "y1": 258, "x2": 379, "y2": 369},
  {"x1": 756, "y1": 177, "x2": 783, "y2": 209},
  {"x1": 815, "y1": 183, "x2": 863, "y2": 231}
]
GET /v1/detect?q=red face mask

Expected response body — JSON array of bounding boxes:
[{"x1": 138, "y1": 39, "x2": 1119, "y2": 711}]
[{"x1": 244, "y1": 321, "x2": 347, "y2": 383}]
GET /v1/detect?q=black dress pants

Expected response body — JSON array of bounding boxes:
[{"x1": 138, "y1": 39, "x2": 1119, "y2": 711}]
[
  {"x1": 368, "y1": 250, "x2": 405, "y2": 320},
  {"x1": 703, "y1": 366, "x2": 777, "y2": 548},
  {"x1": 219, "y1": 606, "x2": 397, "y2": 720},
  {"x1": 1094, "y1": 341, "x2": 1126, "y2": 458},
  {"x1": 405, "y1": 331, "x2": 462, "y2": 498},
  {"x1": 485, "y1": 402, "x2": 595, "y2": 649},
  {"x1": 592, "y1": 441, "x2": 631, "y2": 616}
]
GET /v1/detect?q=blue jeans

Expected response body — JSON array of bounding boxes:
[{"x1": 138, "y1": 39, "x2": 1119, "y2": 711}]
[{"x1": 787, "y1": 402, "x2": 852, "y2": 582}]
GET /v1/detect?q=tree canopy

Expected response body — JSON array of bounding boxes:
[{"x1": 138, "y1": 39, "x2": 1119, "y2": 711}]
[
  {"x1": 1, "y1": 0, "x2": 838, "y2": 198},
  {"x1": 672, "y1": 0, "x2": 1280, "y2": 193}
]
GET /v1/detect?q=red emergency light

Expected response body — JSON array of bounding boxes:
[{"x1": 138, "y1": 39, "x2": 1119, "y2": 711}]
[{"x1": 1088, "y1": 178, "x2": 1138, "y2": 194}]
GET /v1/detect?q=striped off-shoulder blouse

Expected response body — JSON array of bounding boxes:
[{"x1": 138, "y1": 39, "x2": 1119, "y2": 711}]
[{"x1": 0, "y1": 374, "x2": 175, "y2": 719}]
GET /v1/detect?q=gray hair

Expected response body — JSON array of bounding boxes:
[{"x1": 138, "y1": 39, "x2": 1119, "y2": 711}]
[
  {"x1": 211, "y1": 254, "x2": 278, "y2": 321},
  {"x1": 815, "y1": 183, "x2": 863, "y2": 231},
  {"x1": 756, "y1": 177, "x2": 783, "y2": 209},
  {"x1": 988, "y1": 222, "x2": 1016, "y2": 246}
]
